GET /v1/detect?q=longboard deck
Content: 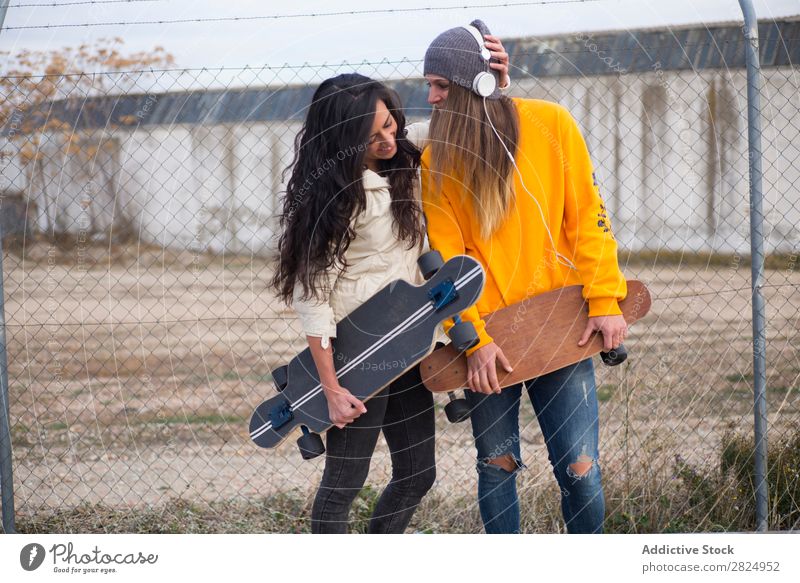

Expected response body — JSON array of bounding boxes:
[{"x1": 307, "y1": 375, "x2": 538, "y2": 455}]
[
  {"x1": 420, "y1": 280, "x2": 651, "y2": 393},
  {"x1": 249, "y1": 255, "x2": 485, "y2": 449}
]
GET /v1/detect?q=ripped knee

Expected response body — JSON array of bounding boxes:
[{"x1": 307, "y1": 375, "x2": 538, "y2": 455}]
[
  {"x1": 486, "y1": 453, "x2": 523, "y2": 474},
  {"x1": 566, "y1": 454, "x2": 595, "y2": 479}
]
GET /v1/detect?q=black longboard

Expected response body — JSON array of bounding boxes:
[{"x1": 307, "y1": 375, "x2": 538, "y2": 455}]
[{"x1": 249, "y1": 253, "x2": 485, "y2": 456}]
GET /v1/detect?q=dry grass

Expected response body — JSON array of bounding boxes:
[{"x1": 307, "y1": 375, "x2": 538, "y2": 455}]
[
  {"x1": 4, "y1": 241, "x2": 800, "y2": 532},
  {"x1": 17, "y1": 429, "x2": 800, "y2": 534}
]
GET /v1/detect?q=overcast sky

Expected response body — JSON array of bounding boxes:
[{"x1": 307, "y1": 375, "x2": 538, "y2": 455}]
[{"x1": 2, "y1": 0, "x2": 798, "y2": 86}]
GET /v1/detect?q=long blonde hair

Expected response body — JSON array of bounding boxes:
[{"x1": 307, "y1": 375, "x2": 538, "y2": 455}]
[{"x1": 428, "y1": 84, "x2": 520, "y2": 239}]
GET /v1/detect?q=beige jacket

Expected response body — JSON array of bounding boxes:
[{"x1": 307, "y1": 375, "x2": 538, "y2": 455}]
[{"x1": 291, "y1": 120, "x2": 432, "y2": 348}]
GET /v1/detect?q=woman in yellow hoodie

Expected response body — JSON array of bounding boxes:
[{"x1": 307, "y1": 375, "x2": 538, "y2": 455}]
[{"x1": 421, "y1": 20, "x2": 628, "y2": 533}]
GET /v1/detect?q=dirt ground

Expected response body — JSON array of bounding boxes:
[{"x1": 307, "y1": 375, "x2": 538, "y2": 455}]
[{"x1": 3, "y1": 243, "x2": 799, "y2": 517}]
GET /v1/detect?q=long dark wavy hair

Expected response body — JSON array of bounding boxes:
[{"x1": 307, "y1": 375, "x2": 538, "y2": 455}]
[{"x1": 272, "y1": 73, "x2": 423, "y2": 303}]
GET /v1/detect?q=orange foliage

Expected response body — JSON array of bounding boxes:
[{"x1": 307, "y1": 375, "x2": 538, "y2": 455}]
[{"x1": 1, "y1": 38, "x2": 175, "y2": 163}]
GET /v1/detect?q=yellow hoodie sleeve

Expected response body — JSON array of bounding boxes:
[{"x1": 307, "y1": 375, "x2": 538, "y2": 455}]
[
  {"x1": 559, "y1": 107, "x2": 627, "y2": 316},
  {"x1": 420, "y1": 162, "x2": 494, "y2": 355}
]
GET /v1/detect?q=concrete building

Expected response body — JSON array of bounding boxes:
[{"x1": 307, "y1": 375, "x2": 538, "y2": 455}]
[{"x1": 2, "y1": 17, "x2": 798, "y2": 255}]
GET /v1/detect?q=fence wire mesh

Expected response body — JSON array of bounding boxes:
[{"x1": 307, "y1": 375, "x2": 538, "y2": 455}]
[{"x1": 1, "y1": 31, "x2": 799, "y2": 533}]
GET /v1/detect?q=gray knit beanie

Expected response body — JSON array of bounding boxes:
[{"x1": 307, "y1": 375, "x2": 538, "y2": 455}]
[{"x1": 423, "y1": 19, "x2": 502, "y2": 100}]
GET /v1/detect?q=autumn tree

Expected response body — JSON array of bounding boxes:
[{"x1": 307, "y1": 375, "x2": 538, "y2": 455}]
[{"x1": 1, "y1": 39, "x2": 175, "y2": 249}]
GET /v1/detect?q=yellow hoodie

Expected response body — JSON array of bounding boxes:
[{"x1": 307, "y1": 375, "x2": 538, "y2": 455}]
[{"x1": 420, "y1": 98, "x2": 627, "y2": 356}]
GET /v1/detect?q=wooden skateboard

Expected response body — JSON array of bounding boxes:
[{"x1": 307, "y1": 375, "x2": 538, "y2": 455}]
[
  {"x1": 420, "y1": 280, "x2": 651, "y2": 393},
  {"x1": 249, "y1": 252, "x2": 485, "y2": 459}
]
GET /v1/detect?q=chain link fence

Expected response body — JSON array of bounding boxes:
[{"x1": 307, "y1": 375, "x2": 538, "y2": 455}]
[{"x1": 1, "y1": 23, "x2": 798, "y2": 533}]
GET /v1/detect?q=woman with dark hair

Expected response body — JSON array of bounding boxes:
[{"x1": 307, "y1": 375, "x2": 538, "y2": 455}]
[
  {"x1": 420, "y1": 20, "x2": 629, "y2": 534},
  {"x1": 271, "y1": 73, "x2": 432, "y2": 534}
]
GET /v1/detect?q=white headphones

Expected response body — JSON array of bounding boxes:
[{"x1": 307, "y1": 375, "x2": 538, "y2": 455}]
[{"x1": 462, "y1": 24, "x2": 497, "y2": 98}]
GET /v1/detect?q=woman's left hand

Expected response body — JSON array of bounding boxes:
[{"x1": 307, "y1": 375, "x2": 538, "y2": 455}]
[
  {"x1": 466, "y1": 342, "x2": 514, "y2": 395},
  {"x1": 578, "y1": 315, "x2": 628, "y2": 351},
  {"x1": 483, "y1": 34, "x2": 511, "y2": 89}
]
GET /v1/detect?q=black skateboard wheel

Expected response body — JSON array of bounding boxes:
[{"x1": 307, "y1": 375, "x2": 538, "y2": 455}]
[
  {"x1": 600, "y1": 344, "x2": 628, "y2": 366},
  {"x1": 449, "y1": 321, "x2": 479, "y2": 352},
  {"x1": 297, "y1": 430, "x2": 325, "y2": 460},
  {"x1": 417, "y1": 250, "x2": 445, "y2": 280},
  {"x1": 271, "y1": 364, "x2": 288, "y2": 392},
  {"x1": 444, "y1": 393, "x2": 471, "y2": 423}
]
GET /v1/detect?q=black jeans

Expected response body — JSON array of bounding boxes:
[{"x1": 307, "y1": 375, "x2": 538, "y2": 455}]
[{"x1": 310, "y1": 364, "x2": 436, "y2": 533}]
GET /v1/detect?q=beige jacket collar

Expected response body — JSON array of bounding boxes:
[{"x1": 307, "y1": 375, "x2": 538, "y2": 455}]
[{"x1": 362, "y1": 168, "x2": 390, "y2": 191}]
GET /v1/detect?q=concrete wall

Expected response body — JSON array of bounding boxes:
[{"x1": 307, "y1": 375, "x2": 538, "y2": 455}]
[
  {"x1": 513, "y1": 67, "x2": 799, "y2": 253},
  {"x1": 16, "y1": 131, "x2": 125, "y2": 240},
  {"x1": 13, "y1": 121, "x2": 301, "y2": 255},
  {"x1": 15, "y1": 66, "x2": 799, "y2": 255},
  {"x1": 116, "y1": 121, "x2": 301, "y2": 255}
]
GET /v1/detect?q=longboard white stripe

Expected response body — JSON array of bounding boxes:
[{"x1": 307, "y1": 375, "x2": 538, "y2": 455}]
[
  {"x1": 250, "y1": 297, "x2": 436, "y2": 440},
  {"x1": 286, "y1": 266, "x2": 485, "y2": 411},
  {"x1": 250, "y1": 264, "x2": 483, "y2": 439}
]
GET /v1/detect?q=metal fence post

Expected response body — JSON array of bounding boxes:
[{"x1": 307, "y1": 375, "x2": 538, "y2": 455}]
[
  {"x1": 0, "y1": 0, "x2": 18, "y2": 535},
  {"x1": 0, "y1": 219, "x2": 15, "y2": 535},
  {"x1": 738, "y1": 0, "x2": 768, "y2": 532}
]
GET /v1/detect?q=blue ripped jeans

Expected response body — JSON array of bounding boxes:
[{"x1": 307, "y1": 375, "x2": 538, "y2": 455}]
[{"x1": 465, "y1": 358, "x2": 604, "y2": 534}]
